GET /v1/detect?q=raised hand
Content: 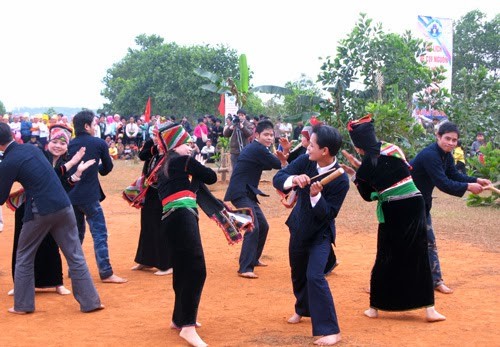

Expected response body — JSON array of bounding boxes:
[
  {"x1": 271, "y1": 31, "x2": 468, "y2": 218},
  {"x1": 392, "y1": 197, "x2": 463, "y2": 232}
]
[
  {"x1": 195, "y1": 153, "x2": 206, "y2": 166},
  {"x1": 278, "y1": 137, "x2": 292, "y2": 153},
  {"x1": 72, "y1": 147, "x2": 86, "y2": 163},
  {"x1": 76, "y1": 159, "x2": 96, "y2": 175},
  {"x1": 342, "y1": 149, "x2": 361, "y2": 168},
  {"x1": 340, "y1": 164, "x2": 356, "y2": 176}
]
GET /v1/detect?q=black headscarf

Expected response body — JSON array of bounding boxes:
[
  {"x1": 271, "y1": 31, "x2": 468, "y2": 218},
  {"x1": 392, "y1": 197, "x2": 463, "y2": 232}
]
[{"x1": 347, "y1": 115, "x2": 381, "y2": 156}]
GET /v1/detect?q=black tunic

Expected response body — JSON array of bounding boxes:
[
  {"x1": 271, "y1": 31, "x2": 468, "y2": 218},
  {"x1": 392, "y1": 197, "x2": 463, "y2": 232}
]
[{"x1": 355, "y1": 155, "x2": 434, "y2": 311}]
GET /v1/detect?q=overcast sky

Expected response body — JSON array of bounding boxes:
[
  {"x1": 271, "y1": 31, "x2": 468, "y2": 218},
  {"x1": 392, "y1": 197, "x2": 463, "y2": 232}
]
[{"x1": 1, "y1": 0, "x2": 498, "y2": 111}]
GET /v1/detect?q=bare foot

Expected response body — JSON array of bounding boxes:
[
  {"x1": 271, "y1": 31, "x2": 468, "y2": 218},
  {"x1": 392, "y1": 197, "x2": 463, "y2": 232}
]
[
  {"x1": 56, "y1": 285, "x2": 71, "y2": 295},
  {"x1": 426, "y1": 307, "x2": 446, "y2": 322},
  {"x1": 435, "y1": 283, "x2": 453, "y2": 294},
  {"x1": 131, "y1": 264, "x2": 152, "y2": 271},
  {"x1": 255, "y1": 260, "x2": 268, "y2": 267},
  {"x1": 102, "y1": 274, "x2": 128, "y2": 284},
  {"x1": 170, "y1": 321, "x2": 202, "y2": 330},
  {"x1": 179, "y1": 326, "x2": 208, "y2": 347},
  {"x1": 313, "y1": 333, "x2": 341, "y2": 346},
  {"x1": 238, "y1": 272, "x2": 258, "y2": 279},
  {"x1": 287, "y1": 313, "x2": 302, "y2": 324},
  {"x1": 154, "y1": 268, "x2": 173, "y2": 276},
  {"x1": 8, "y1": 307, "x2": 30, "y2": 315},
  {"x1": 7, "y1": 289, "x2": 14, "y2": 296},
  {"x1": 364, "y1": 308, "x2": 378, "y2": 318}
]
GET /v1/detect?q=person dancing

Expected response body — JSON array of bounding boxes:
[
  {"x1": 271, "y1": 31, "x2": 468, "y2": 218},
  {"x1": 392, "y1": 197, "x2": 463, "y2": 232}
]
[
  {"x1": 8, "y1": 125, "x2": 94, "y2": 296},
  {"x1": 342, "y1": 115, "x2": 445, "y2": 322},
  {"x1": 131, "y1": 135, "x2": 172, "y2": 276},
  {"x1": 273, "y1": 125, "x2": 349, "y2": 346},
  {"x1": 156, "y1": 124, "x2": 217, "y2": 347},
  {"x1": 0, "y1": 122, "x2": 102, "y2": 314}
]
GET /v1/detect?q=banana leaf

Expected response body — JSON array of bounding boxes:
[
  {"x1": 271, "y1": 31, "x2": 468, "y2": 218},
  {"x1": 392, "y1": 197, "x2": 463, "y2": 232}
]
[
  {"x1": 239, "y1": 54, "x2": 249, "y2": 93},
  {"x1": 193, "y1": 68, "x2": 221, "y2": 84}
]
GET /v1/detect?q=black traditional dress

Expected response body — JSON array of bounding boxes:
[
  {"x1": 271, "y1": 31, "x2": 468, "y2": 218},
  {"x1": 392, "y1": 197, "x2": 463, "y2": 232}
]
[
  {"x1": 354, "y1": 153, "x2": 434, "y2": 311},
  {"x1": 133, "y1": 139, "x2": 172, "y2": 270}
]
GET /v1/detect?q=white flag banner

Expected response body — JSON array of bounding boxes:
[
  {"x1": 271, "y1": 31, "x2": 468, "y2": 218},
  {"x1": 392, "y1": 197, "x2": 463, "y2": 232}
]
[{"x1": 416, "y1": 15, "x2": 453, "y2": 93}]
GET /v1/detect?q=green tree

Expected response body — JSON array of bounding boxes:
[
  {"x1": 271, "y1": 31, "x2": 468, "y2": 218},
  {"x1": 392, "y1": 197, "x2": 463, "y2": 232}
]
[
  {"x1": 0, "y1": 100, "x2": 6, "y2": 115},
  {"x1": 317, "y1": 13, "x2": 442, "y2": 154},
  {"x1": 101, "y1": 34, "x2": 239, "y2": 116},
  {"x1": 449, "y1": 11, "x2": 500, "y2": 149},
  {"x1": 453, "y1": 11, "x2": 499, "y2": 80}
]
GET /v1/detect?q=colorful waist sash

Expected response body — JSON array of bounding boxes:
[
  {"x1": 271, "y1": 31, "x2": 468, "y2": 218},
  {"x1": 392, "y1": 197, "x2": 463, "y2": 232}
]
[
  {"x1": 162, "y1": 190, "x2": 197, "y2": 213},
  {"x1": 370, "y1": 177, "x2": 420, "y2": 223}
]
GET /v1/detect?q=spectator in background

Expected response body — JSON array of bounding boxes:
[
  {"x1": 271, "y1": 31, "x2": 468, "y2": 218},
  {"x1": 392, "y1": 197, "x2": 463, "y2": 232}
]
[
  {"x1": 98, "y1": 114, "x2": 107, "y2": 140},
  {"x1": 108, "y1": 141, "x2": 118, "y2": 160},
  {"x1": 210, "y1": 118, "x2": 224, "y2": 146},
  {"x1": 125, "y1": 116, "x2": 139, "y2": 145},
  {"x1": 279, "y1": 118, "x2": 293, "y2": 140},
  {"x1": 453, "y1": 140, "x2": 466, "y2": 174},
  {"x1": 201, "y1": 139, "x2": 216, "y2": 163},
  {"x1": 20, "y1": 114, "x2": 32, "y2": 143},
  {"x1": 39, "y1": 115, "x2": 50, "y2": 149},
  {"x1": 193, "y1": 117, "x2": 209, "y2": 153},
  {"x1": 223, "y1": 109, "x2": 253, "y2": 169},
  {"x1": 180, "y1": 116, "x2": 193, "y2": 134},
  {"x1": 293, "y1": 121, "x2": 304, "y2": 141},
  {"x1": 104, "y1": 115, "x2": 116, "y2": 140},
  {"x1": 187, "y1": 138, "x2": 200, "y2": 157},
  {"x1": 9, "y1": 115, "x2": 21, "y2": 139},
  {"x1": 469, "y1": 132, "x2": 487, "y2": 156},
  {"x1": 30, "y1": 115, "x2": 41, "y2": 142}
]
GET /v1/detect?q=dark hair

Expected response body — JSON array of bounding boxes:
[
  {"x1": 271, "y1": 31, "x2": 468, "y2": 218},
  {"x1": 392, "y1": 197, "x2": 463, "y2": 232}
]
[
  {"x1": 312, "y1": 125, "x2": 342, "y2": 157},
  {"x1": 236, "y1": 109, "x2": 246, "y2": 115},
  {"x1": 437, "y1": 121, "x2": 460, "y2": 137},
  {"x1": 73, "y1": 110, "x2": 96, "y2": 134},
  {"x1": 0, "y1": 122, "x2": 13, "y2": 145},
  {"x1": 255, "y1": 119, "x2": 274, "y2": 134}
]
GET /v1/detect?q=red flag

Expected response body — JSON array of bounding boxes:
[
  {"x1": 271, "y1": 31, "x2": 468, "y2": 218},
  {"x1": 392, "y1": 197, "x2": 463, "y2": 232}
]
[
  {"x1": 144, "y1": 97, "x2": 151, "y2": 122},
  {"x1": 217, "y1": 94, "x2": 225, "y2": 116}
]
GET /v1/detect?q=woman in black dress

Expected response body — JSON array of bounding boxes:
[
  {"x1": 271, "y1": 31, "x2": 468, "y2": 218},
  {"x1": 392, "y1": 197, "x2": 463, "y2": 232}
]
[
  {"x1": 156, "y1": 124, "x2": 217, "y2": 347},
  {"x1": 131, "y1": 137, "x2": 172, "y2": 275},
  {"x1": 342, "y1": 115, "x2": 445, "y2": 322}
]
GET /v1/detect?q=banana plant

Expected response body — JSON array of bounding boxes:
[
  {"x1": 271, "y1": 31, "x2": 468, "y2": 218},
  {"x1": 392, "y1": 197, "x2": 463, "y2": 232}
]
[{"x1": 194, "y1": 54, "x2": 250, "y2": 107}]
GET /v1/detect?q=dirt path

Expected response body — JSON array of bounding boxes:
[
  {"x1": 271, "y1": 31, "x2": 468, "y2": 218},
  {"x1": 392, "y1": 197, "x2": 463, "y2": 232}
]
[{"x1": 0, "y1": 160, "x2": 498, "y2": 346}]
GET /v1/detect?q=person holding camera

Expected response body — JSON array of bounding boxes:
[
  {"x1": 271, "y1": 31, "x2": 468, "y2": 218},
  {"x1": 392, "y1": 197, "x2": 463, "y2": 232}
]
[{"x1": 223, "y1": 109, "x2": 254, "y2": 169}]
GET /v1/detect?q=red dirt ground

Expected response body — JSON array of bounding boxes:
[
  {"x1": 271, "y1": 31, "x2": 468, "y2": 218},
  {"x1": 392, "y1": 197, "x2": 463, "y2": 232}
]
[{"x1": 0, "y1": 160, "x2": 498, "y2": 346}]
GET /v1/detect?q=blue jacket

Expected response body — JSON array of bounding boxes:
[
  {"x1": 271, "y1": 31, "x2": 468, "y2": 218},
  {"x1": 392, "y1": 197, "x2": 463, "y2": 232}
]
[
  {"x1": 410, "y1": 142, "x2": 476, "y2": 211},
  {"x1": 68, "y1": 132, "x2": 113, "y2": 205},
  {"x1": 0, "y1": 142, "x2": 70, "y2": 222},
  {"x1": 224, "y1": 140, "x2": 281, "y2": 202},
  {"x1": 273, "y1": 154, "x2": 349, "y2": 245}
]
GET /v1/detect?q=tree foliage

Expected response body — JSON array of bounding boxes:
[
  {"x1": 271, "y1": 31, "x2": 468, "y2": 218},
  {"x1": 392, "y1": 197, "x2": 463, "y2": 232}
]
[
  {"x1": 449, "y1": 11, "x2": 499, "y2": 149},
  {"x1": 0, "y1": 100, "x2": 6, "y2": 115},
  {"x1": 317, "y1": 13, "x2": 442, "y2": 154},
  {"x1": 101, "y1": 34, "x2": 240, "y2": 117}
]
